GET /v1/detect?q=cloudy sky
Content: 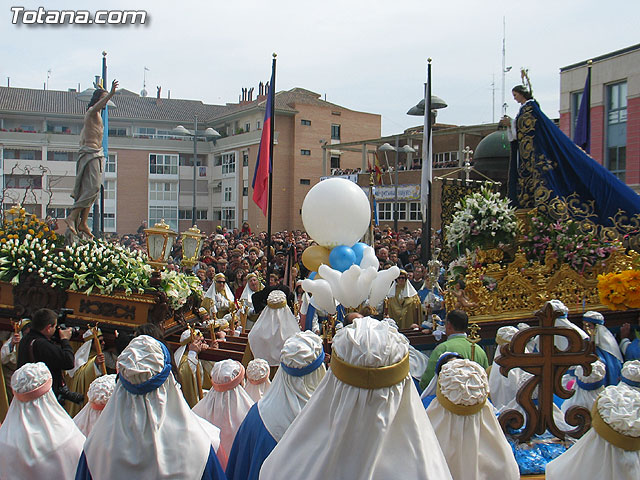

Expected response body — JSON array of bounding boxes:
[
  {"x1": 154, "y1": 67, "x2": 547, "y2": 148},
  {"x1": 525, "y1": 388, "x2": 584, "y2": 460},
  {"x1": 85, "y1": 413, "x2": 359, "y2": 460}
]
[{"x1": 3, "y1": 0, "x2": 638, "y2": 135}]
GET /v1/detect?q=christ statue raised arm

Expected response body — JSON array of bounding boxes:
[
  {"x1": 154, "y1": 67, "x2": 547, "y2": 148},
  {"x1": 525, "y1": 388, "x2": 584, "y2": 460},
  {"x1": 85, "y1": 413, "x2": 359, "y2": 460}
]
[{"x1": 64, "y1": 79, "x2": 118, "y2": 238}]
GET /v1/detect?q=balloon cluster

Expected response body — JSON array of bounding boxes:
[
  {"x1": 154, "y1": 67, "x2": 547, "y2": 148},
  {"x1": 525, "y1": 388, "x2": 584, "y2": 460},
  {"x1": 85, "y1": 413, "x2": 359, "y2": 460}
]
[{"x1": 299, "y1": 178, "x2": 399, "y2": 314}]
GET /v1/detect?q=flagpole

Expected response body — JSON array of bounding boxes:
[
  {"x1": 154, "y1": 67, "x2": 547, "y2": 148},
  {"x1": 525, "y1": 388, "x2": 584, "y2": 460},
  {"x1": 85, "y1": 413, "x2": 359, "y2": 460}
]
[
  {"x1": 586, "y1": 59, "x2": 592, "y2": 154},
  {"x1": 266, "y1": 53, "x2": 277, "y2": 280},
  {"x1": 421, "y1": 59, "x2": 432, "y2": 266}
]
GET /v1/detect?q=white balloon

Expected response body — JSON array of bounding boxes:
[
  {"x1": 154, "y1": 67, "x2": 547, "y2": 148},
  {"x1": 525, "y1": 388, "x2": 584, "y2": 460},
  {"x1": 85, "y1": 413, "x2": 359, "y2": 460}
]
[
  {"x1": 301, "y1": 178, "x2": 371, "y2": 248},
  {"x1": 369, "y1": 266, "x2": 400, "y2": 308},
  {"x1": 301, "y1": 278, "x2": 337, "y2": 315},
  {"x1": 359, "y1": 246, "x2": 379, "y2": 271}
]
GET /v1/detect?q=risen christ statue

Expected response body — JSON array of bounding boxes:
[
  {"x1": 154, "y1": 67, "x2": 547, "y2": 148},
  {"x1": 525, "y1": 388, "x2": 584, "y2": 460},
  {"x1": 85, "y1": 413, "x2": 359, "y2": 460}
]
[{"x1": 64, "y1": 79, "x2": 118, "y2": 237}]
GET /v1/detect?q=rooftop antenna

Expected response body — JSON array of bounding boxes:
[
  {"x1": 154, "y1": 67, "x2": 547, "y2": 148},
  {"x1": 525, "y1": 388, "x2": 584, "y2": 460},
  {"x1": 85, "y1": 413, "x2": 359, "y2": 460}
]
[
  {"x1": 141, "y1": 66, "x2": 149, "y2": 97},
  {"x1": 491, "y1": 74, "x2": 495, "y2": 123},
  {"x1": 46, "y1": 69, "x2": 51, "y2": 90},
  {"x1": 501, "y1": 17, "x2": 512, "y2": 116}
]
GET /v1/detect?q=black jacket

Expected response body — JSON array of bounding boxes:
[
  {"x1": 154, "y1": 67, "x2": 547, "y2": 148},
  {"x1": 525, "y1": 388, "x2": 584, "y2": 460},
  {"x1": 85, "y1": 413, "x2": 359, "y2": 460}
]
[{"x1": 17, "y1": 329, "x2": 75, "y2": 395}]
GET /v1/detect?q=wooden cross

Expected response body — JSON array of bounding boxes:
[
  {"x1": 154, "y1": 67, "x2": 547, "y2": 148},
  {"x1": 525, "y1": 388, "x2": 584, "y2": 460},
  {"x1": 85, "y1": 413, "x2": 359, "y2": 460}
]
[{"x1": 495, "y1": 302, "x2": 597, "y2": 441}]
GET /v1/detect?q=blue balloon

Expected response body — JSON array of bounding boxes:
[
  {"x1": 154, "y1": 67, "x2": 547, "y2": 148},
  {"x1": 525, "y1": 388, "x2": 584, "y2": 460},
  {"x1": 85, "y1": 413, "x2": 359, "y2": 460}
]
[
  {"x1": 329, "y1": 245, "x2": 357, "y2": 272},
  {"x1": 308, "y1": 271, "x2": 317, "y2": 280},
  {"x1": 351, "y1": 242, "x2": 368, "y2": 266}
]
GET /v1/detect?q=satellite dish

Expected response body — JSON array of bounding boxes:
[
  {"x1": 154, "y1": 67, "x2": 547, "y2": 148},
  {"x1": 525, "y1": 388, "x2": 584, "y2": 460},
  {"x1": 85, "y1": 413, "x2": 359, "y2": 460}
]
[{"x1": 141, "y1": 88, "x2": 148, "y2": 97}]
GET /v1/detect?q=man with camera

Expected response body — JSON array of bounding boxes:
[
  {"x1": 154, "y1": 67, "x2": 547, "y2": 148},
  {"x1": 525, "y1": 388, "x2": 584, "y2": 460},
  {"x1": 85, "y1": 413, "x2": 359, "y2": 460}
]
[{"x1": 17, "y1": 308, "x2": 83, "y2": 405}]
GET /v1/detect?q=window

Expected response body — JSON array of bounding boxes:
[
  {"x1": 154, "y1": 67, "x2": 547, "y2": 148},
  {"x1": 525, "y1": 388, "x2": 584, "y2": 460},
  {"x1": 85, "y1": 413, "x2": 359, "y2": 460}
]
[
  {"x1": 397, "y1": 202, "x2": 407, "y2": 221},
  {"x1": 434, "y1": 151, "x2": 459, "y2": 167},
  {"x1": 606, "y1": 81, "x2": 627, "y2": 181},
  {"x1": 105, "y1": 154, "x2": 116, "y2": 173},
  {"x1": 571, "y1": 90, "x2": 584, "y2": 136},
  {"x1": 149, "y1": 154, "x2": 178, "y2": 175},
  {"x1": 300, "y1": 179, "x2": 311, "y2": 185},
  {"x1": 256, "y1": 120, "x2": 261, "y2": 130},
  {"x1": 149, "y1": 206, "x2": 178, "y2": 231},
  {"x1": 224, "y1": 186, "x2": 233, "y2": 202},
  {"x1": 135, "y1": 127, "x2": 156, "y2": 138},
  {"x1": 331, "y1": 124, "x2": 341, "y2": 140},
  {"x1": 4, "y1": 149, "x2": 42, "y2": 160},
  {"x1": 179, "y1": 154, "x2": 207, "y2": 167},
  {"x1": 108, "y1": 127, "x2": 127, "y2": 137},
  {"x1": 409, "y1": 202, "x2": 421, "y2": 221},
  {"x1": 48, "y1": 151, "x2": 74, "y2": 162},
  {"x1": 221, "y1": 153, "x2": 236, "y2": 174},
  {"x1": 377, "y1": 202, "x2": 392, "y2": 221},
  {"x1": 330, "y1": 156, "x2": 340, "y2": 169},
  {"x1": 149, "y1": 181, "x2": 178, "y2": 202},
  {"x1": 242, "y1": 151, "x2": 249, "y2": 167},
  {"x1": 46, "y1": 207, "x2": 71, "y2": 218},
  {"x1": 244, "y1": 122, "x2": 251, "y2": 133},
  {"x1": 300, "y1": 149, "x2": 311, "y2": 156},
  {"x1": 301, "y1": 119, "x2": 311, "y2": 126},
  {"x1": 222, "y1": 208, "x2": 235, "y2": 228},
  {"x1": 5, "y1": 175, "x2": 42, "y2": 189},
  {"x1": 243, "y1": 180, "x2": 248, "y2": 197},
  {"x1": 179, "y1": 209, "x2": 207, "y2": 220},
  {"x1": 104, "y1": 179, "x2": 116, "y2": 200}
]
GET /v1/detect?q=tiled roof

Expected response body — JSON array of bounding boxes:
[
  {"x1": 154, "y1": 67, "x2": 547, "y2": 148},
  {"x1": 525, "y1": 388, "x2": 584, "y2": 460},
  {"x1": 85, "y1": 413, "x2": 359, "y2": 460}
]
[
  {"x1": 0, "y1": 86, "x2": 226, "y2": 123},
  {"x1": 0, "y1": 85, "x2": 368, "y2": 124}
]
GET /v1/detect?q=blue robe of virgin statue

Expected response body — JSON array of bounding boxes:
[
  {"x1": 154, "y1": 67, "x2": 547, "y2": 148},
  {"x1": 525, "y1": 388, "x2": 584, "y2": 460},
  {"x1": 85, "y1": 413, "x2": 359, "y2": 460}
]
[
  {"x1": 225, "y1": 403, "x2": 278, "y2": 480},
  {"x1": 75, "y1": 447, "x2": 226, "y2": 480},
  {"x1": 508, "y1": 100, "x2": 640, "y2": 240}
]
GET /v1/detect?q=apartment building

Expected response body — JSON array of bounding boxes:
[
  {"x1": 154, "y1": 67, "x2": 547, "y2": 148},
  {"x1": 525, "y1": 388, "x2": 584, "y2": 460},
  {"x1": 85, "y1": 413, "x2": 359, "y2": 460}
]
[{"x1": 0, "y1": 85, "x2": 381, "y2": 234}]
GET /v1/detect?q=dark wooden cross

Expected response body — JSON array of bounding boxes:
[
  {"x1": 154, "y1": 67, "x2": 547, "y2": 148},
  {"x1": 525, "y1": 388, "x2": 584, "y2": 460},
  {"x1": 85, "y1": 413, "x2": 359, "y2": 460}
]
[{"x1": 495, "y1": 302, "x2": 598, "y2": 442}]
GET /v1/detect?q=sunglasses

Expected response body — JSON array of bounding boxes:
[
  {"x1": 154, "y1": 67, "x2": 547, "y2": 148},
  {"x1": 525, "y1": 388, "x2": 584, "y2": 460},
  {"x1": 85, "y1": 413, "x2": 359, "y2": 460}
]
[{"x1": 216, "y1": 280, "x2": 225, "y2": 284}]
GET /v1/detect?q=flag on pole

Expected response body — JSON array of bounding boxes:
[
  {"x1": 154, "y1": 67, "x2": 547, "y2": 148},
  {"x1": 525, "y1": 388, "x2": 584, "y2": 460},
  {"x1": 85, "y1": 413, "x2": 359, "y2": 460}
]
[
  {"x1": 573, "y1": 67, "x2": 591, "y2": 153},
  {"x1": 420, "y1": 83, "x2": 432, "y2": 222},
  {"x1": 252, "y1": 72, "x2": 275, "y2": 216}
]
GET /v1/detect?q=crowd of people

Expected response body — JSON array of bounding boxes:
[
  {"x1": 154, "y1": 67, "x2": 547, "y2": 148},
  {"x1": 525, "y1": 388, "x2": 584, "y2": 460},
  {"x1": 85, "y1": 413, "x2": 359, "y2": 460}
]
[{"x1": 0, "y1": 294, "x2": 639, "y2": 479}]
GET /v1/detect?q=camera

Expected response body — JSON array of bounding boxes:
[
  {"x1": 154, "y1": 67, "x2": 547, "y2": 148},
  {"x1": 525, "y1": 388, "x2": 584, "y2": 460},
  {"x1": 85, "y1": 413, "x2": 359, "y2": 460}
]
[{"x1": 56, "y1": 385, "x2": 84, "y2": 405}]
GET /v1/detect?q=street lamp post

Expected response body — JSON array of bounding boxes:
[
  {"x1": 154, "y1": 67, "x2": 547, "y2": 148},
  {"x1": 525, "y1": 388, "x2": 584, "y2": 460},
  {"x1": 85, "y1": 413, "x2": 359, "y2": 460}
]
[
  {"x1": 407, "y1": 90, "x2": 447, "y2": 265},
  {"x1": 173, "y1": 118, "x2": 220, "y2": 227}
]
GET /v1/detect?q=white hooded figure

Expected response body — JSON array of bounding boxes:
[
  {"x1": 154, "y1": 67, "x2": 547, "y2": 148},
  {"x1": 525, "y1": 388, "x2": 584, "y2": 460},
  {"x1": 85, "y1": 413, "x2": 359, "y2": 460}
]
[
  {"x1": 244, "y1": 358, "x2": 271, "y2": 403},
  {"x1": 583, "y1": 310, "x2": 624, "y2": 386},
  {"x1": 0, "y1": 362, "x2": 85, "y2": 479},
  {"x1": 248, "y1": 290, "x2": 300, "y2": 366},
  {"x1": 620, "y1": 360, "x2": 640, "y2": 392},
  {"x1": 546, "y1": 385, "x2": 640, "y2": 480},
  {"x1": 193, "y1": 359, "x2": 253, "y2": 466},
  {"x1": 77, "y1": 335, "x2": 225, "y2": 480},
  {"x1": 427, "y1": 359, "x2": 520, "y2": 480},
  {"x1": 73, "y1": 374, "x2": 116, "y2": 436},
  {"x1": 561, "y1": 360, "x2": 606, "y2": 417},
  {"x1": 383, "y1": 317, "x2": 429, "y2": 385},
  {"x1": 226, "y1": 331, "x2": 327, "y2": 480},
  {"x1": 499, "y1": 371, "x2": 571, "y2": 432},
  {"x1": 548, "y1": 299, "x2": 589, "y2": 351},
  {"x1": 489, "y1": 326, "x2": 525, "y2": 411},
  {"x1": 259, "y1": 316, "x2": 453, "y2": 480}
]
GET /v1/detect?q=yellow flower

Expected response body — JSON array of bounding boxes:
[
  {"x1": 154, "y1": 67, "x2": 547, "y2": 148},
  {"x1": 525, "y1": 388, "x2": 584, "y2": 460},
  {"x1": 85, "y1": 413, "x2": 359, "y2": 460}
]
[
  {"x1": 51, "y1": 234, "x2": 57, "y2": 240},
  {"x1": 0, "y1": 238, "x2": 5, "y2": 243},
  {"x1": 28, "y1": 229, "x2": 35, "y2": 235},
  {"x1": 36, "y1": 232, "x2": 43, "y2": 239},
  {"x1": 43, "y1": 226, "x2": 49, "y2": 232}
]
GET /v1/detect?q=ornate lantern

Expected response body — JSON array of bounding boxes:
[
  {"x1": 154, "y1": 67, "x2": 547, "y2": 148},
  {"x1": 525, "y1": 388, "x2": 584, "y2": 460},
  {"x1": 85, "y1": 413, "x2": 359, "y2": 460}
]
[
  {"x1": 181, "y1": 225, "x2": 205, "y2": 269},
  {"x1": 144, "y1": 219, "x2": 178, "y2": 271}
]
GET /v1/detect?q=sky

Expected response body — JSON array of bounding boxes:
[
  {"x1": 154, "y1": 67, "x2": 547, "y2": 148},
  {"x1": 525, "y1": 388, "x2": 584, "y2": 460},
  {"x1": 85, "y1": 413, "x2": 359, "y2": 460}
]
[{"x1": 2, "y1": 0, "x2": 639, "y2": 136}]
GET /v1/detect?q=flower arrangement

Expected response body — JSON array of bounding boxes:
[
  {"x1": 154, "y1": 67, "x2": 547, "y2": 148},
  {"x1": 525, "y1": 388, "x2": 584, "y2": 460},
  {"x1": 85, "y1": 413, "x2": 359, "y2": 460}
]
[
  {"x1": 1, "y1": 206, "x2": 61, "y2": 247},
  {"x1": 597, "y1": 270, "x2": 640, "y2": 310},
  {"x1": 522, "y1": 213, "x2": 618, "y2": 272},
  {"x1": 0, "y1": 214, "x2": 202, "y2": 309},
  {"x1": 445, "y1": 187, "x2": 518, "y2": 255}
]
